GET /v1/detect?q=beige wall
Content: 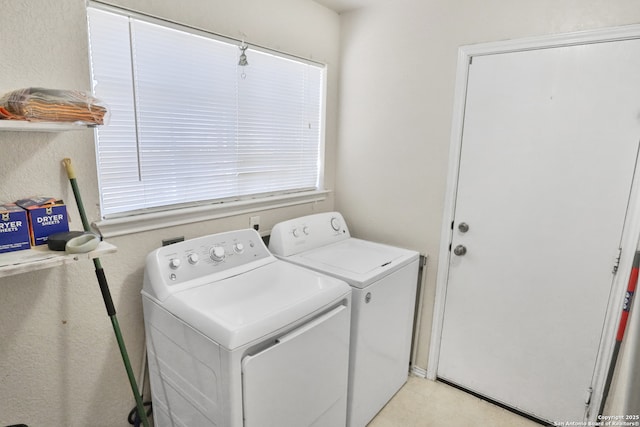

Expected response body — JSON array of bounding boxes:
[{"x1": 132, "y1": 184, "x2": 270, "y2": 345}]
[
  {"x1": 336, "y1": 0, "x2": 640, "y2": 415},
  {"x1": 0, "y1": 1, "x2": 339, "y2": 425},
  {"x1": 4, "y1": 0, "x2": 640, "y2": 425}
]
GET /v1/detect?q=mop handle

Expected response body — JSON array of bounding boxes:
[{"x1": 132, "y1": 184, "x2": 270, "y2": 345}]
[
  {"x1": 62, "y1": 158, "x2": 91, "y2": 232},
  {"x1": 62, "y1": 157, "x2": 76, "y2": 180},
  {"x1": 62, "y1": 158, "x2": 113, "y2": 314},
  {"x1": 616, "y1": 251, "x2": 640, "y2": 342},
  {"x1": 61, "y1": 157, "x2": 150, "y2": 427}
]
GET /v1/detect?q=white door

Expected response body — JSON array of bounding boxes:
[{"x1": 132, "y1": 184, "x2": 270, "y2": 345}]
[{"x1": 437, "y1": 38, "x2": 640, "y2": 423}]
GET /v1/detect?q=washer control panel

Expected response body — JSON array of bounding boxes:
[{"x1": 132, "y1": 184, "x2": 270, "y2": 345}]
[
  {"x1": 143, "y1": 228, "x2": 273, "y2": 301},
  {"x1": 269, "y1": 212, "x2": 351, "y2": 257}
]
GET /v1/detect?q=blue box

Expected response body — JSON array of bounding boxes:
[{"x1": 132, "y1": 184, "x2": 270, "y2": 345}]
[
  {"x1": 0, "y1": 203, "x2": 31, "y2": 253},
  {"x1": 15, "y1": 197, "x2": 70, "y2": 246}
]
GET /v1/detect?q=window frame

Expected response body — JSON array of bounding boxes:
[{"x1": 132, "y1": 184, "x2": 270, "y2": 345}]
[{"x1": 86, "y1": 3, "x2": 329, "y2": 237}]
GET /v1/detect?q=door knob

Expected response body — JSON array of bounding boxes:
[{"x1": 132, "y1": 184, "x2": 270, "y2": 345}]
[
  {"x1": 458, "y1": 222, "x2": 469, "y2": 233},
  {"x1": 453, "y1": 245, "x2": 467, "y2": 256}
]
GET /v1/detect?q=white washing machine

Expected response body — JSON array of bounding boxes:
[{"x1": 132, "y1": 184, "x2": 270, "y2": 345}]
[
  {"x1": 141, "y1": 228, "x2": 352, "y2": 427},
  {"x1": 269, "y1": 212, "x2": 420, "y2": 427}
]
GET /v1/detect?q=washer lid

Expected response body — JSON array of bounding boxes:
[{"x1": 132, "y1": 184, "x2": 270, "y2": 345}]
[
  {"x1": 292, "y1": 238, "x2": 419, "y2": 288},
  {"x1": 159, "y1": 260, "x2": 350, "y2": 349}
]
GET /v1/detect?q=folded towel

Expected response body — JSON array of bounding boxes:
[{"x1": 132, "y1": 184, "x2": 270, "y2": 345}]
[{"x1": 0, "y1": 87, "x2": 107, "y2": 124}]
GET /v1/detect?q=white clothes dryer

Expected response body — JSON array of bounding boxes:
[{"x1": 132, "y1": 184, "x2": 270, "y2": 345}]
[
  {"x1": 142, "y1": 228, "x2": 352, "y2": 427},
  {"x1": 269, "y1": 212, "x2": 420, "y2": 427}
]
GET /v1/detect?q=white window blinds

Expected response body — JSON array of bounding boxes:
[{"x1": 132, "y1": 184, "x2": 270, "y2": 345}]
[{"x1": 87, "y1": 6, "x2": 325, "y2": 218}]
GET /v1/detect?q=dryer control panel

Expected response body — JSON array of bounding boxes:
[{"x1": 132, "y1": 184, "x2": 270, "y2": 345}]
[
  {"x1": 269, "y1": 212, "x2": 351, "y2": 257},
  {"x1": 143, "y1": 228, "x2": 275, "y2": 301}
]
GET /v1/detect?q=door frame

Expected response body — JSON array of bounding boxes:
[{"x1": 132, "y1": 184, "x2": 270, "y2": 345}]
[{"x1": 427, "y1": 24, "x2": 640, "y2": 421}]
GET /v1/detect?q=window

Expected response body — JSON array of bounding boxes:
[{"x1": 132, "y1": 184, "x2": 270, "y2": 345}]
[{"x1": 86, "y1": 5, "x2": 325, "y2": 219}]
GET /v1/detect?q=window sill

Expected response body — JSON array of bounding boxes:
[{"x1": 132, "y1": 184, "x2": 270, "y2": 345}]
[{"x1": 93, "y1": 190, "x2": 331, "y2": 238}]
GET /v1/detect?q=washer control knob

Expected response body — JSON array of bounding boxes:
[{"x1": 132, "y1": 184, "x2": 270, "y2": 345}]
[
  {"x1": 187, "y1": 253, "x2": 199, "y2": 265},
  {"x1": 234, "y1": 243, "x2": 244, "y2": 253},
  {"x1": 303, "y1": 226, "x2": 310, "y2": 235},
  {"x1": 169, "y1": 258, "x2": 181, "y2": 270},
  {"x1": 209, "y1": 246, "x2": 226, "y2": 262},
  {"x1": 330, "y1": 217, "x2": 341, "y2": 231},
  {"x1": 292, "y1": 228, "x2": 300, "y2": 238}
]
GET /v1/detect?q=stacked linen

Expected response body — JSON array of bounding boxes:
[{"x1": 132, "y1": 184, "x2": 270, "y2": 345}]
[{"x1": 0, "y1": 87, "x2": 107, "y2": 125}]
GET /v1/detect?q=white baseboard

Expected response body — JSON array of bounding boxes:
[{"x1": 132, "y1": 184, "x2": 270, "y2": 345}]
[{"x1": 410, "y1": 365, "x2": 427, "y2": 378}]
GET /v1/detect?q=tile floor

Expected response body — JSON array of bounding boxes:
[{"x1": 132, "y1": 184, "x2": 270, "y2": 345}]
[{"x1": 368, "y1": 376, "x2": 542, "y2": 427}]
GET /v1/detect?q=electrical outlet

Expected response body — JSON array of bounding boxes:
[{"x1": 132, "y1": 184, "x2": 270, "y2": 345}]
[{"x1": 250, "y1": 216, "x2": 260, "y2": 231}]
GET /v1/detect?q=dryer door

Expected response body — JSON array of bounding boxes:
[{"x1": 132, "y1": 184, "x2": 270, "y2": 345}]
[{"x1": 242, "y1": 304, "x2": 350, "y2": 427}]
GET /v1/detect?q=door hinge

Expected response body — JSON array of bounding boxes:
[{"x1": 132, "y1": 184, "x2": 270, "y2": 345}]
[
  {"x1": 613, "y1": 247, "x2": 622, "y2": 274},
  {"x1": 584, "y1": 386, "x2": 593, "y2": 406},
  {"x1": 419, "y1": 254, "x2": 428, "y2": 267}
]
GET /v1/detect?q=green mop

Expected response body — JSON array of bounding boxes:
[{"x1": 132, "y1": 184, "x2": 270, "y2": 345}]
[{"x1": 62, "y1": 158, "x2": 150, "y2": 427}]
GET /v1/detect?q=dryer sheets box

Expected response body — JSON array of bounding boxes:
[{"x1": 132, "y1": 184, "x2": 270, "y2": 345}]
[
  {"x1": 15, "y1": 197, "x2": 69, "y2": 246},
  {"x1": 0, "y1": 204, "x2": 31, "y2": 253}
]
